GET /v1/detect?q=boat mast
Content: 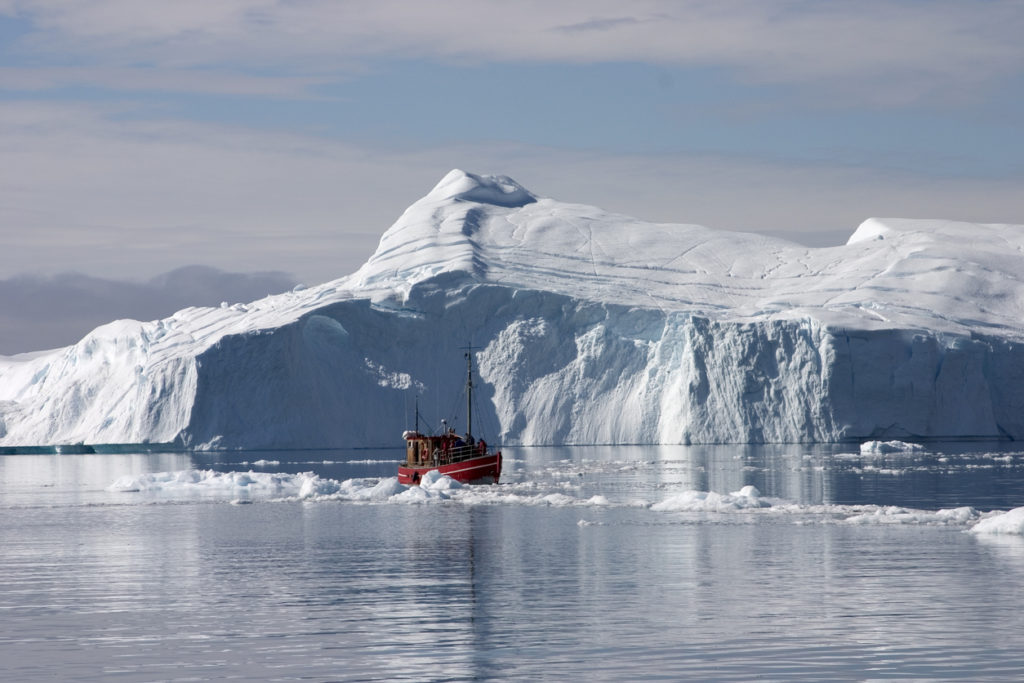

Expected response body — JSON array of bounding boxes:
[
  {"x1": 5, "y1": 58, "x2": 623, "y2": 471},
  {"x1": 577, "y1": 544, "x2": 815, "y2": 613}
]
[{"x1": 465, "y1": 352, "x2": 473, "y2": 437}]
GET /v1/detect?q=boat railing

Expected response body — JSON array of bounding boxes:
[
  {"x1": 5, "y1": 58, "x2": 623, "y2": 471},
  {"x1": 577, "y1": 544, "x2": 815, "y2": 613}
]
[{"x1": 428, "y1": 443, "x2": 486, "y2": 466}]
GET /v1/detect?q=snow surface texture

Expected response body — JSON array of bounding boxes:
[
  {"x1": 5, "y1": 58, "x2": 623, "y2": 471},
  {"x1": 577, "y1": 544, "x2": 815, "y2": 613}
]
[{"x1": 4, "y1": 169, "x2": 1024, "y2": 448}]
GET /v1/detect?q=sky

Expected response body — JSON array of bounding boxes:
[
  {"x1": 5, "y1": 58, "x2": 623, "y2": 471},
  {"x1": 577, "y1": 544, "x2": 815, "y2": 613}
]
[{"x1": 1, "y1": 0, "x2": 1023, "y2": 353}]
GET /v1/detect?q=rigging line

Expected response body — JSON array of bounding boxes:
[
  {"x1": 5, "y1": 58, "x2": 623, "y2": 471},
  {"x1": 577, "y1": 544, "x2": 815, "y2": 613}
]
[
  {"x1": 444, "y1": 382, "x2": 464, "y2": 433},
  {"x1": 473, "y1": 392, "x2": 501, "y2": 446}
]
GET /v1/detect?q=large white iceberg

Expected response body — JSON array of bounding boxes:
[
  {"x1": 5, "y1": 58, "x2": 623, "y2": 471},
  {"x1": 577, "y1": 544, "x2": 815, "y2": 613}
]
[{"x1": 3, "y1": 170, "x2": 1024, "y2": 448}]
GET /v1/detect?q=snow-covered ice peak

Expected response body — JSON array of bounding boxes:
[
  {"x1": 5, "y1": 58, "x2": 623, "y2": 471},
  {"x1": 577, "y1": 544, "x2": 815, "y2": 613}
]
[
  {"x1": 847, "y1": 218, "x2": 894, "y2": 244},
  {"x1": 354, "y1": 173, "x2": 1024, "y2": 337},
  {"x1": 353, "y1": 167, "x2": 791, "y2": 308},
  {"x1": 849, "y1": 216, "x2": 1024, "y2": 249},
  {"x1": 422, "y1": 169, "x2": 537, "y2": 208},
  {"x1": 351, "y1": 169, "x2": 530, "y2": 291}
]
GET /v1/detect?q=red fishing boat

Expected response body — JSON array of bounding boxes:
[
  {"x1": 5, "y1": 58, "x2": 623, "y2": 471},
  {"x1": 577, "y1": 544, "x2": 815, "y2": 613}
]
[{"x1": 398, "y1": 353, "x2": 502, "y2": 486}]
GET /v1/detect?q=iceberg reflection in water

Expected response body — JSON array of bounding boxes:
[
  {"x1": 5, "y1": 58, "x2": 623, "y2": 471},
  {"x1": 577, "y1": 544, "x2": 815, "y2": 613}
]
[{"x1": 2, "y1": 443, "x2": 1024, "y2": 681}]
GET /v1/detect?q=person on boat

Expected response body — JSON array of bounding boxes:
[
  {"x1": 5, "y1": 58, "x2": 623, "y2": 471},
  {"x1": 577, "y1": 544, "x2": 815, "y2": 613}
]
[{"x1": 477, "y1": 438, "x2": 487, "y2": 455}]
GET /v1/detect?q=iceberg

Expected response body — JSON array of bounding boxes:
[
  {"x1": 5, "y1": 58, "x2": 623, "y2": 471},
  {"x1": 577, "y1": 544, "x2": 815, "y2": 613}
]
[
  {"x1": 970, "y1": 507, "x2": 1024, "y2": 535},
  {"x1": 3, "y1": 169, "x2": 1024, "y2": 448},
  {"x1": 859, "y1": 440, "x2": 926, "y2": 454}
]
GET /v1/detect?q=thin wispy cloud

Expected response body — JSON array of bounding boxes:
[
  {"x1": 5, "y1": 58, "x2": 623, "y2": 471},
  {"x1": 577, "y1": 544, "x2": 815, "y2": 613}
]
[
  {"x1": 4, "y1": 1, "x2": 1022, "y2": 104},
  {"x1": 0, "y1": 65, "x2": 334, "y2": 98},
  {"x1": 553, "y1": 17, "x2": 644, "y2": 34}
]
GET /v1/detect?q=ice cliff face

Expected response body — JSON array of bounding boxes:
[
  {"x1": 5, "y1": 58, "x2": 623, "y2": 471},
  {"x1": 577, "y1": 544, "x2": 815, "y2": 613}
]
[{"x1": 3, "y1": 169, "x2": 1024, "y2": 448}]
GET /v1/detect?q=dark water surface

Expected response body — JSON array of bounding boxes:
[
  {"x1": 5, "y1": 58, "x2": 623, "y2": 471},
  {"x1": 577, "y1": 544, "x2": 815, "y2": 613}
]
[{"x1": 3, "y1": 443, "x2": 1024, "y2": 681}]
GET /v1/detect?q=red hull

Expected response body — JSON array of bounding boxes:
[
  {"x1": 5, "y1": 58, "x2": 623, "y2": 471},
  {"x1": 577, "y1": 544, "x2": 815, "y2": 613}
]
[{"x1": 398, "y1": 452, "x2": 502, "y2": 486}]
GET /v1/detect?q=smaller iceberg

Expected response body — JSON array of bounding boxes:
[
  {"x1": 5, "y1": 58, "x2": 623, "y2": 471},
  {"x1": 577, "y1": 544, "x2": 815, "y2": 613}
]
[
  {"x1": 860, "y1": 440, "x2": 926, "y2": 454},
  {"x1": 970, "y1": 507, "x2": 1024, "y2": 535}
]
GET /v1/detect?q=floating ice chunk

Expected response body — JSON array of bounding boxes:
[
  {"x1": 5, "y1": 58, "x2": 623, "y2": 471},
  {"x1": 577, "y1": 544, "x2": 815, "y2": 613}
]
[
  {"x1": 537, "y1": 493, "x2": 578, "y2": 506},
  {"x1": 860, "y1": 440, "x2": 926, "y2": 454},
  {"x1": 844, "y1": 505, "x2": 980, "y2": 525},
  {"x1": 297, "y1": 473, "x2": 342, "y2": 498},
  {"x1": 970, "y1": 507, "x2": 1024, "y2": 535},
  {"x1": 393, "y1": 484, "x2": 447, "y2": 502},
  {"x1": 108, "y1": 476, "x2": 142, "y2": 492},
  {"x1": 365, "y1": 477, "x2": 405, "y2": 500},
  {"x1": 195, "y1": 436, "x2": 224, "y2": 451},
  {"x1": 106, "y1": 469, "x2": 459, "y2": 504},
  {"x1": 652, "y1": 486, "x2": 769, "y2": 512},
  {"x1": 935, "y1": 506, "x2": 981, "y2": 524},
  {"x1": 108, "y1": 469, "x2": 311, "y2": 497},
  {"x1": 419, "y1": 470, "x2": 462, "y2": 491}
]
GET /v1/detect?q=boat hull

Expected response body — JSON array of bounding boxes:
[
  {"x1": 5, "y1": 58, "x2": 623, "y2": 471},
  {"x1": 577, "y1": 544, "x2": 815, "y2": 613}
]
[{"x1": 398, "y1": 452, "x2": 502, "y2": 485}]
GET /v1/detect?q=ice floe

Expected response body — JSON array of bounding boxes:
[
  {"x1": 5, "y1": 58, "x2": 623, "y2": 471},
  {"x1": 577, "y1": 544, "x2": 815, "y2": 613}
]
[
  {"x1": 651, "y1": 485, "x2": 770, "y2": 512},
  {"x1": 969, "y1": 507, "x2": 1024, "y2": 535},
  {"x1": 106, "y1": 469, "x2": 1023, "y2": 536},
  {"x1": 860, "y1": 440, "x2": 926, "y2": 454}
]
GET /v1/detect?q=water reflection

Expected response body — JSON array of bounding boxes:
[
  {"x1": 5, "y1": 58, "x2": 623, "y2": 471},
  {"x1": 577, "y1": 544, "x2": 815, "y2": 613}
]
[
  {"x1": 4, "y1": 444, "x2": 1024, "y2": 679},
  {"x1": 501, "y1": 442, "x2": 1024, "y2": 509},
  {"x1": 0, "y1": 452, "x2": 195, "y2": 507}
]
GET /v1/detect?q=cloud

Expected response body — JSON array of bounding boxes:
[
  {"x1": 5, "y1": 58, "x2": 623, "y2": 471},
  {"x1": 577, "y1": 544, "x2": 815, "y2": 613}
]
[
  {"x1": 0, "y1": 65, "x2": 334, "y2": 98},
  {"x1": 0, "y1": 266, "x2": 298, "y2": 355},
  {"x1": 553, "y1": 17, "x2": 643, "y2": 34},
  {"x1": 4, "y1": 1, "x2": 1022, "y2": 105},
  {"x1": 0, "y1": 101, "x2": 393, "y2": 284}
]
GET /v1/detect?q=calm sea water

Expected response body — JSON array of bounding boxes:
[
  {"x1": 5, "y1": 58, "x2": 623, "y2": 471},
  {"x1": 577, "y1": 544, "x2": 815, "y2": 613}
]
[{"x1": 3, "y1": 443, "x2": 1024, "y2": 681}]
